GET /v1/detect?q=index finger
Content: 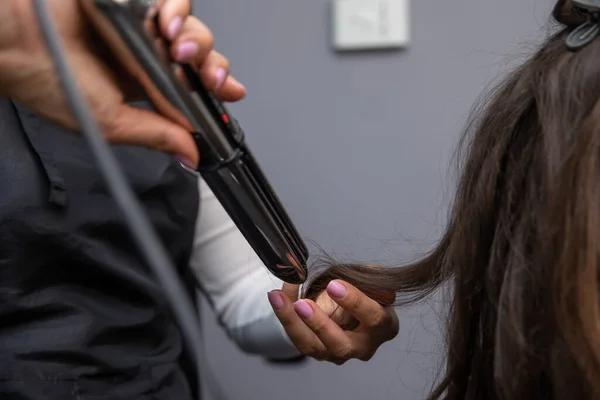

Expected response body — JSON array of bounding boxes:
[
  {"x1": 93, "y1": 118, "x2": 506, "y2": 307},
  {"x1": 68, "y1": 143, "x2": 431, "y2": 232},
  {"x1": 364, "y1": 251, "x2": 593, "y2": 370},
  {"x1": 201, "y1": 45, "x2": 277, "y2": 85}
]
[
  {"x1": 159, "y1": 0, "x2": 193, "y2": 40},
  {"x1": 326, "y1": 280, "x2": 394, "y2": 331},
  {"x1": 110, "y1": 105, "x2": 199, "y2": 167}
]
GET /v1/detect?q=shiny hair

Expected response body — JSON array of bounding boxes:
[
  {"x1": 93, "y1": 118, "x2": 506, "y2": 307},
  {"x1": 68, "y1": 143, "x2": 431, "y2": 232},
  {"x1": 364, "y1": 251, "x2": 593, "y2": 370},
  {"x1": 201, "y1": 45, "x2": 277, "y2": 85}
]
[{"x1": 304, "y1": 2, "x2": 600, "y2": 398}]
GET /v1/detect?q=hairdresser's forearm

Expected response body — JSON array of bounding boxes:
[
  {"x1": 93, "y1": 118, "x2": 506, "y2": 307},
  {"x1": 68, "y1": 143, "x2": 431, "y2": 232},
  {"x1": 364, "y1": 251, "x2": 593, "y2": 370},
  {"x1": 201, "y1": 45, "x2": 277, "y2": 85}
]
[
  {"x1": 190, "y1": 178, "x2": 302, "y2": 359},
  {"x1": 0, "y1": 0, "x2": 18, "y2": 45},
  {"x1": 0, "y1": 0, "x2": 27, "y2": 95}
]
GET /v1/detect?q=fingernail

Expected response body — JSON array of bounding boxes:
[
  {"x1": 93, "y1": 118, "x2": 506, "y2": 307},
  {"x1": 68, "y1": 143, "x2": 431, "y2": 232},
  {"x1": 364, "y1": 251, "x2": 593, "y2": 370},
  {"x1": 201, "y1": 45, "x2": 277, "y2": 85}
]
[
  {"x1": 268, "y1": 291, "x2": 284, "y2": 310},
  {"x1": 167, "y1": 17, "x2": 183, "y2": 40},
  {"x1": 327, "y1": 281, "x2": 347, "y2": 299},
  {"x1": 215, "y1": 68, "x2": 227, "y2": 89},
  {"x1": 293, "y1": 300, "x2": 313, "y2": 319},
  {"x1": 175, "y1": 155, "x2": 195, "y2": 169},
  {"x1": 175, "y1": 41, "x2": 199, "y2": 62}
]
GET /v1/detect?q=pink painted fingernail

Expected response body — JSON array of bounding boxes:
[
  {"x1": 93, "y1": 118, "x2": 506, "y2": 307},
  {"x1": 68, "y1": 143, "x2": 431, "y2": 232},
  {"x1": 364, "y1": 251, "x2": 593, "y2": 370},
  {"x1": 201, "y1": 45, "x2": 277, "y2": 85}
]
[
  {"x1": 327, "y1": 281, "x2": 347, "y2": 299},
  {"x1": 167, "y1": 17, "x2": 183, "y2": 40},
  {"x1": 268, "y1": 291, "x2": 284, "y2": 310},
  {"x1": 175, "y1": 155, "x2": 195, "y2": 169},
  {"x1": 175, "y1": 41, "x2": 199, "y2": 62},
  {"x1": 293, "y1": 300, "x2": 313, "y2": 319},
  {"x1": 215, "y1": 68, "x2": 227, "y2": 89}
]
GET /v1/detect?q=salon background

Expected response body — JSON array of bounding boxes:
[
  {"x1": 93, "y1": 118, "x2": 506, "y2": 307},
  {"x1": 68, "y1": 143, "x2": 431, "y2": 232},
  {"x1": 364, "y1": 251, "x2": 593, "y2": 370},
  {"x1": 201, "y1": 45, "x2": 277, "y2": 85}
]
[{"x1": 195, "y1": 1, "x2": 553, "y2": 399}]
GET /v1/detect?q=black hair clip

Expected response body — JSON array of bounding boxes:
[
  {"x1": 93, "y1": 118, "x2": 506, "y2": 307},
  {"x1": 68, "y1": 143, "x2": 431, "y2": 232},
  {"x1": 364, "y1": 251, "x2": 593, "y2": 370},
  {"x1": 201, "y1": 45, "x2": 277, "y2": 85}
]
[{"x1": 567, "y1": 0, "x2": 600, "y2": 50}]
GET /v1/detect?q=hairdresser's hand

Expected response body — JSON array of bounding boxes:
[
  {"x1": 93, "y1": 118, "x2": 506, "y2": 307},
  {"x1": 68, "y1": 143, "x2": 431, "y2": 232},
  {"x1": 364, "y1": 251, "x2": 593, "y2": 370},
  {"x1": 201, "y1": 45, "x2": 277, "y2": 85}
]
[
  {"x1": 0, "y1": 0, "x2": 245, "y2": 168},
  {"x1": 268, "y1": 282, "x2": 399, "y2": 365}
]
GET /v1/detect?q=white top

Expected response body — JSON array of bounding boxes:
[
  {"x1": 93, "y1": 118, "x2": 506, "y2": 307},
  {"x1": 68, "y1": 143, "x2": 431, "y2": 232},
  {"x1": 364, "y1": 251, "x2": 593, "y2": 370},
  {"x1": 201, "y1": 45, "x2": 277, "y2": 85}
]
[{"x1": 188, "y1": 177, "x2": 302, "y2": 360}]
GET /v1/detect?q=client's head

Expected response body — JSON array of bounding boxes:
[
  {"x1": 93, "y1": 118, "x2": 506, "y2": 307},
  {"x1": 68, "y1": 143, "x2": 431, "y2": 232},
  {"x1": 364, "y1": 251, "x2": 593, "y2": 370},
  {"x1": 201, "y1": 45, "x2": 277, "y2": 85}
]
[{"x1": 304, "y1": 1, "x2": 600, "y2": 398}]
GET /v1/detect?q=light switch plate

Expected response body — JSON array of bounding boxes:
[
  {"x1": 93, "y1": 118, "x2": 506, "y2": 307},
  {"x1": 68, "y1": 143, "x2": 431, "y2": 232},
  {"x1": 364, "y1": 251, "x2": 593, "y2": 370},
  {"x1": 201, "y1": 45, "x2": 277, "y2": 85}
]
[{"x1": 331, "y1": 0, "x2": 410, "y2": 51}]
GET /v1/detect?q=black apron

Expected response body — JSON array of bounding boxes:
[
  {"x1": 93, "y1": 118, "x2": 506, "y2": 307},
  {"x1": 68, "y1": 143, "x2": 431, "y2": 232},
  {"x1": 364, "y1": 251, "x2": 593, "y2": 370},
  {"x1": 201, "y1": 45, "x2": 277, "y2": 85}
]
[{"x1": 0, "y1": 99, "x2": 201, "y2": 399}]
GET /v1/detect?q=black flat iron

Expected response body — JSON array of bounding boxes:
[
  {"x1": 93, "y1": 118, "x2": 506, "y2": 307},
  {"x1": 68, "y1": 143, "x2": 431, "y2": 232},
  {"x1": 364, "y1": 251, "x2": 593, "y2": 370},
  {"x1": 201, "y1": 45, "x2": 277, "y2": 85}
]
[{"x1": 80, "y1": 0, "x2": 308, "y2": 284}]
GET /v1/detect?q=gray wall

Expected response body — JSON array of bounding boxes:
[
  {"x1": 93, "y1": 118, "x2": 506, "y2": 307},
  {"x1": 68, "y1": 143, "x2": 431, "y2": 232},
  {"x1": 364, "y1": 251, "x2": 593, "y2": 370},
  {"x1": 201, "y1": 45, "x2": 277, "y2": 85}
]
[{"x1": 194, "y1": 1, "x2": 554, "y2": 399}]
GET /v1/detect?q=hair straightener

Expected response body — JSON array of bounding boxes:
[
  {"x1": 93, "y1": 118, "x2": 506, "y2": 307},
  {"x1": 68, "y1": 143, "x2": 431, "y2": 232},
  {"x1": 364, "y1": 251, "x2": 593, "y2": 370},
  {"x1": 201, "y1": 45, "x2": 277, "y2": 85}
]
[
  {"x1": 32, "y1": 0, "x2": 309, "y2": 391},
  {"x1": 80, "y1": 0, "x2": 309, "y2": 285}
]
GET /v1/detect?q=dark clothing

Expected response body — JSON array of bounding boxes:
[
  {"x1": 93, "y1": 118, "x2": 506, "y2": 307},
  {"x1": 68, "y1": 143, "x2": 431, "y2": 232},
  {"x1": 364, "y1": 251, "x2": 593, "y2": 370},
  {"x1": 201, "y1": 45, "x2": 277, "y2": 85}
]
[{"x1": 0, "y1": 99, "x2": 201, "y2": 399}]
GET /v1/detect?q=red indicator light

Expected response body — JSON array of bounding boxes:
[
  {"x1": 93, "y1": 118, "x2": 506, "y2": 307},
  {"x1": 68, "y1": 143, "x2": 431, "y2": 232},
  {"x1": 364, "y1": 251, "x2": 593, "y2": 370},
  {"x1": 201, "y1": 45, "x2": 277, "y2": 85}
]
[{"x1": 222, "y1": 114, "x2": 230, "y2": 124}]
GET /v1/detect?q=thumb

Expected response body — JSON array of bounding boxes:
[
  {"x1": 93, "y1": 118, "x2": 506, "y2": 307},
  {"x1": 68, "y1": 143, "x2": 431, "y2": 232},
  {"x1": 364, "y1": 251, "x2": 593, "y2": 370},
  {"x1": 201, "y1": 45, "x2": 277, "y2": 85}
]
[
  {"x1": 282, "y1": 283, "x2": 300, "y2": 302},
  {"x1": 106, "y1": 105, "x2": 199, "y2": 168}
]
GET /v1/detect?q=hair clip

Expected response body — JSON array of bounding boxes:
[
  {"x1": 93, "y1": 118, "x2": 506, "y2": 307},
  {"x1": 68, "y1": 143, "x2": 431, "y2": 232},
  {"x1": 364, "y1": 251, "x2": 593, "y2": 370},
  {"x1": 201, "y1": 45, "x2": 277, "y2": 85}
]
[{"x1": 567, "y1": 0, "x2": 600, "y2": 50}]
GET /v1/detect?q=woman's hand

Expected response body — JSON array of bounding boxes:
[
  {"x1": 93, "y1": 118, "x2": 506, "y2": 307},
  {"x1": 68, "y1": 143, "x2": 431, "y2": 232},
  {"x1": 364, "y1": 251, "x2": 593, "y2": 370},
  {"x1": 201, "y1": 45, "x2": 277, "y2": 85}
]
[
  {"x1": 268, "y1": 281, "x2": 399, "y2": 365},
  {"x1": 0, "y1": 0, "x2": 245, "y2": 168}
]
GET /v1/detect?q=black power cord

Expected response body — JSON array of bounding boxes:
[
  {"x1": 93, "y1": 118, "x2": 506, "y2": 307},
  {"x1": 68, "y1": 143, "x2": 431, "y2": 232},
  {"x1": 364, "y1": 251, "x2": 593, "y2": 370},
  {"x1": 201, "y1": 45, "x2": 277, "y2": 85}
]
[{"x1": 32, "y1": 0, "x2": 206, "y2": 392}]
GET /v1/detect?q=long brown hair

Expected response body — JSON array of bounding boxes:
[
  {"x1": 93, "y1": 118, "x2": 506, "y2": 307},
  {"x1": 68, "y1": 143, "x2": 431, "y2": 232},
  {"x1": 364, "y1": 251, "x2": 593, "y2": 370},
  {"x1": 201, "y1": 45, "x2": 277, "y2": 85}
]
[{"x1": 303, "y1": 2, "x2": 600, "y2": 398}]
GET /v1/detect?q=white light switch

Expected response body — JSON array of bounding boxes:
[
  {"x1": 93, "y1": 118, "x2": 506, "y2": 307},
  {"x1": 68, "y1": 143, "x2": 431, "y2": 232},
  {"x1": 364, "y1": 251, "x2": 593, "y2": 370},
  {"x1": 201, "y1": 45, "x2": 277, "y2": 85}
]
[{"x1": 332, "y1": 0, "x2": 410, "y2": 51}]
